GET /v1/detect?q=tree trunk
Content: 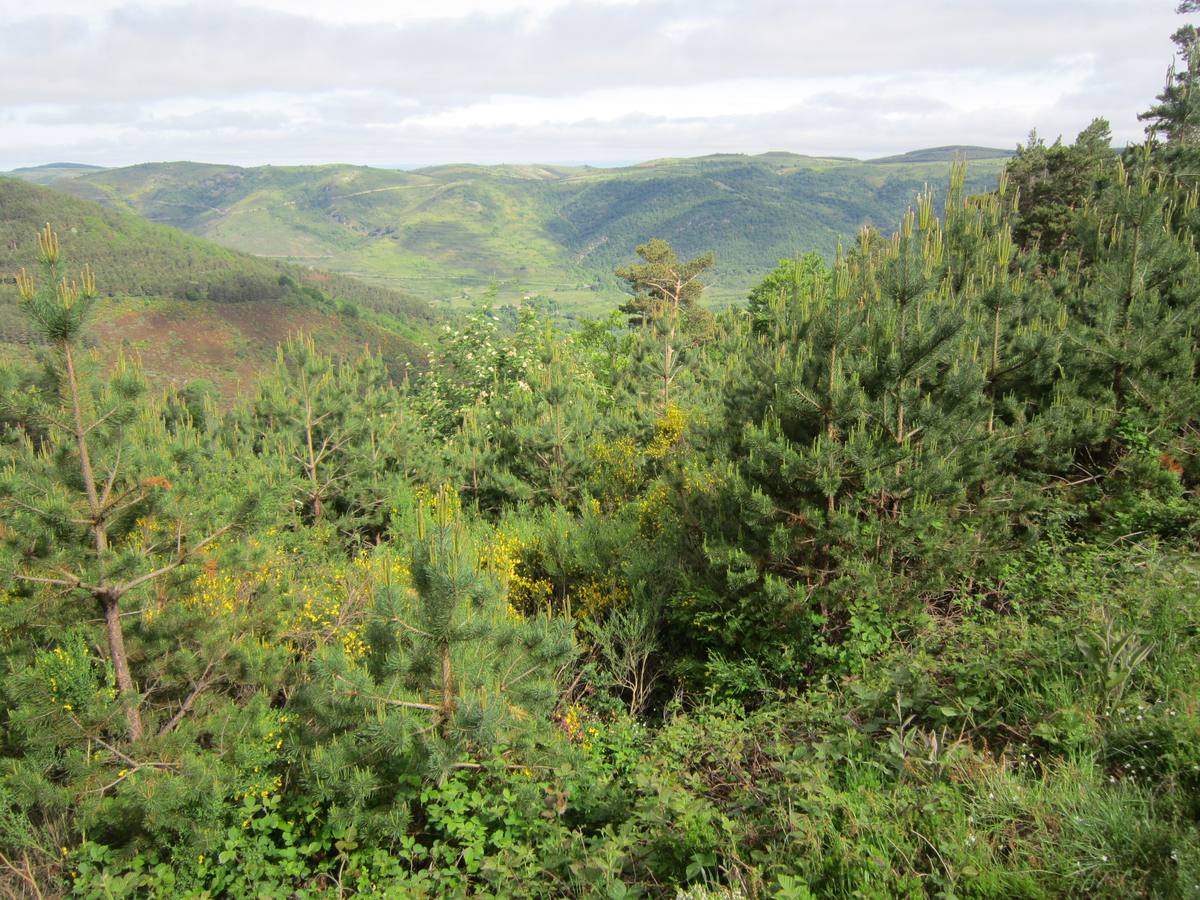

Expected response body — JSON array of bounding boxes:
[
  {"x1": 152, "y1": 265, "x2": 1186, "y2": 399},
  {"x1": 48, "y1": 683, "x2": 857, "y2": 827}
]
[
  {"x1": 662, "y1": 321, "x2": 675, "y2": 408},
  {"x1": 439, "y1": 641, "x2": 455, "y2": 737},
  {"x1": 302, "y1": 373, "x2": 323, "y2": 522},
  {"x1": 63, "y1": 344, "x2": 102, "y2": 538},
  {"x1": 661, "y1": 285, "x2": 682, "y2": 409},
  {"x1": 102, "y1": 594, "x2": 144, "y2": 742},
  {"x1": 65, "y1": 342, "x2": 144, "y2": 742},
  {"x1": 988, "y1": 302, "x2": 1001, "y2": 435}
]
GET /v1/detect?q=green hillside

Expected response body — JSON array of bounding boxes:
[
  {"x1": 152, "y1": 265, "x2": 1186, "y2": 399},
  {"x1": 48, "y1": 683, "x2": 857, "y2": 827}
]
[
  {"x1": 0, "y1": 178, "x2": 434, "y2": 397},
  {"x1": 21, "y1": 150, "x2": 1010, "y2": 312}
]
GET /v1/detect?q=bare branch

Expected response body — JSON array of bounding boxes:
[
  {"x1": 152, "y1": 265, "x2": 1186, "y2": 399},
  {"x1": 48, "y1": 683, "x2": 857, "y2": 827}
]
[
  {"x1": 89, "y1": 760, "x2": 178, "y2": 796},
  {"x1": 158, "y1": 655, "x2": 224, "y2": 736},
  {"x1": 0, "y1": 849, "x2": 46, "y2": 900},
  {"x1": 14, "y1": 572, "x2": 102, "y2": 594}
]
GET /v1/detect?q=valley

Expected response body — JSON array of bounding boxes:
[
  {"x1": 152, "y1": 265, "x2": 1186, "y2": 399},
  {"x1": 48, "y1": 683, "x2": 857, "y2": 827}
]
[{"x1": 9, "y1": 147, "x2": 1010, "y2": 316}]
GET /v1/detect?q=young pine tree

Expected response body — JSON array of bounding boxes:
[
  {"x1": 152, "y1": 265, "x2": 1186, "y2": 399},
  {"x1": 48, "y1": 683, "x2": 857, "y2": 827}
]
[
  {"x1": 670, "y1": 178, "x2": 1036, "y2": 686},
  {"x1": 1006, "y1": 119, "x2": 1114, "y2": 261},
  {"x1": 0, "y1": 227, "x2": 233, "y2": 743},
  {"x1": 616, "y1": 239, "x2": 714, "y2": 409},
  {"x1": 1042, "y1": 151, "x2": 1200, "y2": 530},
  {"x1": 302, "y1": 490, "x2": 575, "y2": 833},
  {"x1": 242, "y1": 335, "x2": 423, "y2": 540},
  {"x1": 1140, "y1": 1, "x2": 1200, "y2": 182},
  {"x1": 745, "y1": 252, "x2": 831, "y2": 334}
]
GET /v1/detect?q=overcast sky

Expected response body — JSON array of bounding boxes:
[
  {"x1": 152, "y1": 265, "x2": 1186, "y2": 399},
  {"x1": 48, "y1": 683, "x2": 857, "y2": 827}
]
[{"x1": 0, "y1": 0, "x2": 1185, "y2": 170}]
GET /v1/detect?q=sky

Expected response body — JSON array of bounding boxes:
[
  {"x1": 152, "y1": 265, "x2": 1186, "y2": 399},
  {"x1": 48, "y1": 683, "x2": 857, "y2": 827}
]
[{"x1": 0, "y1": 0, "x2": 1186, "y2": 170}]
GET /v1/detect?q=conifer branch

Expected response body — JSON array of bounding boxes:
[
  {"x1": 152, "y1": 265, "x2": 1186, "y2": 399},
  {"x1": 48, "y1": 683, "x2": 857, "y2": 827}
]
[
  {"x1": 388, "y1": 617, "x2": 434, "y2": 640},
  {"x1": 5, "y1": 498, "x2": 72, "y2": 523},
  {"x1": 99, "y1": 447, "x2": 123, "y2": 507},
  {"x1": 109, "y1": 524, "x2": 232, "y2": 600},
  {"x1": 90, "y1": 759, "x2": 178, "y2": 796},
  {"x1": 15, "y1": 571, "x2": 97, "y2": 592},
  {"x1": 500, "y1": 662, "x2": 544, "y2": 692},
  {"x1": 81, "y1": 406, "x2": 123, "y2": 439},
  {"x1": 95, "y1": 486, "x2": 149, "y2": 523},
  {"x1": 333, "y1": 674, "x2": 439, "y2": 711}
]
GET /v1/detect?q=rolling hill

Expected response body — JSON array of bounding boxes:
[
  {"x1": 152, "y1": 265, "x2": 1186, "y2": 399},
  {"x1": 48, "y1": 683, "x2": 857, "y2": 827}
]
[
  {"x1": 0, "y1": 178, "x2": 435, "y2": 399},
  {"x1": 12, "y1": 149, "x2": 1012, "y2": 313}
]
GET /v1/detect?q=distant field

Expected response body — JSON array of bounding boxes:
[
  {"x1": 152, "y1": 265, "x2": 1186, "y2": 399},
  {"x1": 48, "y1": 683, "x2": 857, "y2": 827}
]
[{"x1": 11, "y1": 147, "x2": 1011, "y2": 313}]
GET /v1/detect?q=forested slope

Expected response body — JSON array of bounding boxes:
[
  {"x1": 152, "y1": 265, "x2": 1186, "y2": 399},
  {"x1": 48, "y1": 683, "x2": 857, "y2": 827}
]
[
  {"x1": 0, "y1": 178, "x2": 433, "y2": 396},
  {"x1": 20, "y1": 151, "x2": 1008, "y2": 311}
]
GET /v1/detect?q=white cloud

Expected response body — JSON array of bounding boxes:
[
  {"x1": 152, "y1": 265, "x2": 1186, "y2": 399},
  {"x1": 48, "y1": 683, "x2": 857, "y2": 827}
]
[{"x1": 0, "y1": 0, "x2": 1185, "y2": 168}]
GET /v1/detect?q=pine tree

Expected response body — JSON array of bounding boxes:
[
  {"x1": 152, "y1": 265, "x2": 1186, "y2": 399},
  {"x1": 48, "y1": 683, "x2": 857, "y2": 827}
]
[
  {"x1": 302, "y1": 490, "x2": 575, "y2": 832},
  {"x1": 1050, "y1": 150, "x2": 1200, "y2": 492},
  {"x1": 0, "y1": 227, "x2": 232, "y2": 743},
  {"x1": 1006, "y1": 119, "x2": 1114, "y2": 260},
  {"x1": 667, "y1": 174, "x2": 1048, "y2": 684},
  {"x1": 1140, "y1": 2, "x2": 1200, "y2": 182},
  {"x1": 242, "y1": 336, "x2": 422, "y2": 539},
  {"x1": 616, "y1": 239, "x2": 714, "y2": 408},
  {"x1": 745, "y1": 252, "x2": 831, "y2": 333}
]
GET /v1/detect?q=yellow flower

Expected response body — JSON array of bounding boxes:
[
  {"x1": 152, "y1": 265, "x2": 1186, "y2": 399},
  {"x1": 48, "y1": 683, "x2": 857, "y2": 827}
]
[
  {"x1": 638, "y1": 482, "x2": 672, "y2": 537},
  {"x1": 647, "y1": 403, "x2": 687, "y2": 459}
]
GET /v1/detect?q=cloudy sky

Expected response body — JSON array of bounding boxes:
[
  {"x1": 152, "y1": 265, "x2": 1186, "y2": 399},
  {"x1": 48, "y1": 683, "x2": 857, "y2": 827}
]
[{"x1": 0, "y1": 0, "x2": 1185, "y2": 169}]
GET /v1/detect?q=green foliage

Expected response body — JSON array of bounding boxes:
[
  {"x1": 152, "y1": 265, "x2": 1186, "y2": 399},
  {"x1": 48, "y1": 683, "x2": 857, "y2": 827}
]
[
  {"x1": 419, "y1": 305, "x2": 540, "y2": 436},
  {"x1": 0, "y1": 179, "x2": 431, "y2": 322},
  {"x1": 1005, "y1": 118, "x2": 1114, "y2": 259},
  {"x1": 292, "y1": 498, "x2": 577, "y2": 846},
  {"x1": 616, "y1": 239, "x2": 714, "y2": 325},
  {"x1": 615, "y1": 239, "x2": 715, "y2": 410},
  {"x1": 239, "y1": 335, "x2": 429, "y2": 538},
  {"x1": 1140, "y1": 2, "x2": 1200, "y2": 183},
  {"x1": 744, "y1": 252, "x2": 830, "y2": 331},
  {"x1": 6, "y1": 33, "x2": 1200, "y2": 897}
]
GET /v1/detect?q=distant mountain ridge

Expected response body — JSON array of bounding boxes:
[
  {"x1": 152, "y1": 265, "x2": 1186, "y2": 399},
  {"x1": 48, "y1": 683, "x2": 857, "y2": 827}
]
[
  {"x1": 6, "y1": 162, "x2": 109, "y2": 185},
  {"x1": 868, "y1": 146, "x2": 1013, "y2": 164},
  {"x1": 6, "y1": 148, "x2": 1012, "y2": 312}
]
